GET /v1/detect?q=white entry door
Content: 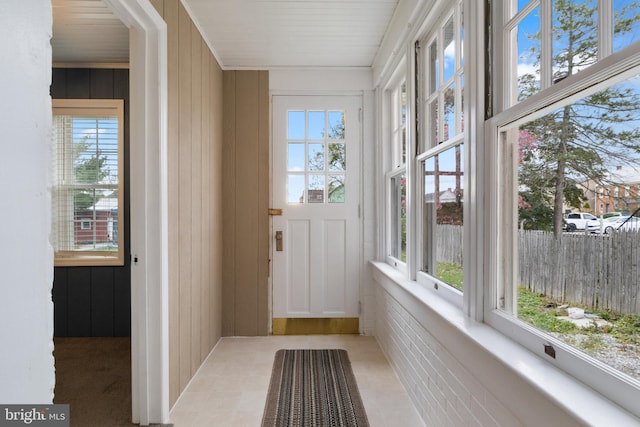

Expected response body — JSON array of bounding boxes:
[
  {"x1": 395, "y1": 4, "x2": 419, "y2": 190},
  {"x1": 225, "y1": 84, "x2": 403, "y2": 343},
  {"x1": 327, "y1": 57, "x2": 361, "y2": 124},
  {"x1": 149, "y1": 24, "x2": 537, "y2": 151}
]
[{"x1": 272, "y1": 96, "x2": 361, "y2": 318}]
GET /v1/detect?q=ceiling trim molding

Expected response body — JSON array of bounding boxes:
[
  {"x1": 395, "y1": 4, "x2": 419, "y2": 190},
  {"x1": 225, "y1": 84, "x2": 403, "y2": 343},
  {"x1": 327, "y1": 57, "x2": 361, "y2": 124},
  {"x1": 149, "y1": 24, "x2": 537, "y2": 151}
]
[{"x1": 179, "y1": 0, "x2": 227, "y2": 70}]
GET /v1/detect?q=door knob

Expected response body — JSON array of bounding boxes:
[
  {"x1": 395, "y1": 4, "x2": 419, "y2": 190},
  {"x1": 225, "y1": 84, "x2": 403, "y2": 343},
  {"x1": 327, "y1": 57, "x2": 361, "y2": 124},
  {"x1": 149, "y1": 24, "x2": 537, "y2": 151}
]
[{"x1": 275, "y1": 231, "x2": 283, "y2": 251}]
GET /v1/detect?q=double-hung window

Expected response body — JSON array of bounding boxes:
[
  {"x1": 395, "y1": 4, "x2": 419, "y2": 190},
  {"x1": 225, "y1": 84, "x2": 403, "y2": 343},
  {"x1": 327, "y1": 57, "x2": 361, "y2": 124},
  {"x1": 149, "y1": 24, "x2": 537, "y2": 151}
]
[
  {"x1": 416, "y1": 1, "x2": 465, "y2": 303},
  {"x1": 52, "y1": 99, "x2": 124, "y2": 266},
  {"x1": 386, "y1": 76, "x2": 408, "y2": 268},
  {"x1": 489, "y1": 0, "x2": 640, "y2": 417}
]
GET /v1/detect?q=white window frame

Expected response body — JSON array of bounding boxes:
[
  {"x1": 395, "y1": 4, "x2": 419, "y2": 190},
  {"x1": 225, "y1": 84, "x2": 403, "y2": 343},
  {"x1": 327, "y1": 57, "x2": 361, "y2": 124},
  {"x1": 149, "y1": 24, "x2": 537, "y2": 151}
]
[
  {"x1": 383, "y1": 60, "x2": 410, "y2": 274},
  {"x1": 52, "y1": 99, "x2": 125, "y2": 266},
  {"x1": 415, "y1": 1, "x2": 466, "y2": 307},
  {"x1": 487, "y1": 2, "x2": 640, "y2": 413}
]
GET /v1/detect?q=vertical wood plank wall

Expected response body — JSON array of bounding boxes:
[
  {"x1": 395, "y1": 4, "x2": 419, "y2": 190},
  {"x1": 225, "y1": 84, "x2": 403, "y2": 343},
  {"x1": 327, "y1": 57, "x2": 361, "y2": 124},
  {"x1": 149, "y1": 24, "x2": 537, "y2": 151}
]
[
  {"x1": 150, "y1": 0, "x2": 224, "y2": 407},
  {"x1": 222, "y1": 71, "x2": 270, "y2": 337},
  {"x1": 50, "y1": 68, "x2": 131, "y2": 338}
]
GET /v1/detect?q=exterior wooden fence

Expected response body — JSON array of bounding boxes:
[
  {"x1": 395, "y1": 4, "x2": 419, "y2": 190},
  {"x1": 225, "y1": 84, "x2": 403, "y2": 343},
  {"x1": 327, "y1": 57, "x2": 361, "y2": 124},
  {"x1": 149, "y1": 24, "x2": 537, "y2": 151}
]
[
  {"x1": 436, "y1": 226, "x2": 640, "y2": 315},
  {"x1": 518, "y1": 230, "x2": 640, "y2": 315},
  {"x1": 437, "y1": 224, "x2": 463, "y2": 265}
]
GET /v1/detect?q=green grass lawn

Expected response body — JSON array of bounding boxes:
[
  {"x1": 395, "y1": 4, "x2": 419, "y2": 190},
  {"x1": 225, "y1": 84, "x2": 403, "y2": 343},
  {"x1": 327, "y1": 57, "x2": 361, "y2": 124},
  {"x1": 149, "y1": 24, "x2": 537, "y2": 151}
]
[{"x1": 436, "y1": 261, "x2": 639, "y2": 348}]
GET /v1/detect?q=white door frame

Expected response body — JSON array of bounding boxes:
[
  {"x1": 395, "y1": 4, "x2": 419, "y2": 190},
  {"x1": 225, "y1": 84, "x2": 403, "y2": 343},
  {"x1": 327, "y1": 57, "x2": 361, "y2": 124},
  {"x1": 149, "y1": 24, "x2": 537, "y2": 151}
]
[{"x1": 103, "y1": 1, "x2": 169, "y2": 424}]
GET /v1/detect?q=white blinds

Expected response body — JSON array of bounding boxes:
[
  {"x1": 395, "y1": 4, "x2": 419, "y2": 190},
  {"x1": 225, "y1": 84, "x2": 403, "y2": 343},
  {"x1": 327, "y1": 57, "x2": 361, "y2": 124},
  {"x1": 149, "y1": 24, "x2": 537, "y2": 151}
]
[{"x1": 52, "y1": 99, "x2": 124, "y2": 266}]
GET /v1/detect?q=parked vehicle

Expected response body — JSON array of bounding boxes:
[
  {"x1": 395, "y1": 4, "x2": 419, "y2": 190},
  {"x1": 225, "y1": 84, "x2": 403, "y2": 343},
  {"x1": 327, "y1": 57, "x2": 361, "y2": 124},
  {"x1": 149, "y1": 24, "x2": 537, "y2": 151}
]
[
  {"x1": 602, "y1": 216, "x2": 640, "y2": 233},
  {"x1": 564, "y1": 212, "x2": 600, "y2": 232},
  {"x1": 602, "y1": 211, "x2": 629, "y2": 219},
  {"x1": 603, "y1": 216, "x2": 628, "y2": 234},
  {"x1": 617, "y1": 216, "x2": 640, "y2": 232}
]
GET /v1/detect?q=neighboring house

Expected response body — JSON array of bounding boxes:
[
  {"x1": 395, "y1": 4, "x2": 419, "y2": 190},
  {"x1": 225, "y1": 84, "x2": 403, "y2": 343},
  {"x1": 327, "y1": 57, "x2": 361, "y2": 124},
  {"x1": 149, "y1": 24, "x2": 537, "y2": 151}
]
[
  {"x1": 586, "y1": 166, "x2": 640, "y2": 215},
  {"x1": 75, "y1": 197, "x2": 118, "y2": 245}
]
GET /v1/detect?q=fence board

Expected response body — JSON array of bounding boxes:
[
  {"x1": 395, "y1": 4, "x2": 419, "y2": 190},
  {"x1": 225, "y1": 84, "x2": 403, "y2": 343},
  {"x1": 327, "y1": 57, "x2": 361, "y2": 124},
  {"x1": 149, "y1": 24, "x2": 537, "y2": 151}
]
[{"x1": 436, "y1": 226, "x2": 640, "y2": 315}]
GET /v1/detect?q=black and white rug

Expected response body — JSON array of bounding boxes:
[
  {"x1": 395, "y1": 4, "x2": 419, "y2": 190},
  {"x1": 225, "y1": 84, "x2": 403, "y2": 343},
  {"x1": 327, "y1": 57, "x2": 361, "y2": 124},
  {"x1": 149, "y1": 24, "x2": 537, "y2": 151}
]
[{"x1": 262, "y1": 349, "x2": 370, "y2": 427}]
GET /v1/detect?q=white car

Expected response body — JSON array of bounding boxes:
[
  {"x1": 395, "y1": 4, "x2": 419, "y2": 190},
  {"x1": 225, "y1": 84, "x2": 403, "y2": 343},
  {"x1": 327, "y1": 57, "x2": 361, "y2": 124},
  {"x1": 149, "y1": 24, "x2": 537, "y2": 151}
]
[
  {"x1": 564, "y1": 212, "x2": 600, "y2": 232},
  {"x1": 605, "y1": 216, "x2": 640, "y2": 233}
]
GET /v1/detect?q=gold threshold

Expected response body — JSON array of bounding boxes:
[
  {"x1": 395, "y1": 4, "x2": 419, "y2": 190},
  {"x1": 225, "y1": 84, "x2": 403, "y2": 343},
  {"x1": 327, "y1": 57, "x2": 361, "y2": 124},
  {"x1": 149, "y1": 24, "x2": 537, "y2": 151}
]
[{"x1": 272, "y1": 318, "x2": 359, "y2": 335}]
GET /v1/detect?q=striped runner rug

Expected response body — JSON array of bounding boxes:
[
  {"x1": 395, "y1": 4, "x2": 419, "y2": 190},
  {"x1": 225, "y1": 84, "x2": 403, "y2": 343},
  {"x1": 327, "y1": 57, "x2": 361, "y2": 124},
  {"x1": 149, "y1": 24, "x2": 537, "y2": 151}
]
[{"x1": 262, "y1": 349, "x2": 370, "y2": 427}]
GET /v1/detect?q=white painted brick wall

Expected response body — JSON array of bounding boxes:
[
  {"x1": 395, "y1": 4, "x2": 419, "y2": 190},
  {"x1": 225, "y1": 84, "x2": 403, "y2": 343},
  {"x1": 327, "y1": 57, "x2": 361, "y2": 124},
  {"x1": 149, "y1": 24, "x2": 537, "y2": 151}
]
[{"x1": 375, "y1": 285, "x2": 523, "y2": 427}]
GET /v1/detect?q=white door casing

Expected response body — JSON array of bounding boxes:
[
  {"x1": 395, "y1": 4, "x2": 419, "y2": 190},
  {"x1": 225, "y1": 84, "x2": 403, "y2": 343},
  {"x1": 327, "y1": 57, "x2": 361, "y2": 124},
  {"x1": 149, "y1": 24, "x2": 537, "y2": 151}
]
[
  {"x1": 272, "y1": 96, "x2": 361, "y2": 318},
  {"x1": 103, "y1": 0, "x2": 169, "y2": 424}
]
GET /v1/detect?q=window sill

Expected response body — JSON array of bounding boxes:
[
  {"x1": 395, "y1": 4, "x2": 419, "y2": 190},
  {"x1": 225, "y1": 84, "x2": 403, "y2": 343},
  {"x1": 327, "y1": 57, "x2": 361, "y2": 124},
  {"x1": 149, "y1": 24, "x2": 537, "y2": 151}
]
[{"x1": 370, "y1": 261, "x2": 640, "y2": 426}]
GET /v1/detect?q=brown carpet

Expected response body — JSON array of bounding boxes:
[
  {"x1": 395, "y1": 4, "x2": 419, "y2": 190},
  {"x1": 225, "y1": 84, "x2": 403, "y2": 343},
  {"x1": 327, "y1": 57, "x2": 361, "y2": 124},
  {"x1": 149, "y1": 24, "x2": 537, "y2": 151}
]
[
  {"x1": 262, "y1": 349, "x2": 370, "y2": 427},
  {"x1": 54, "y1": 337, "x2": 135, "y2": 427}
]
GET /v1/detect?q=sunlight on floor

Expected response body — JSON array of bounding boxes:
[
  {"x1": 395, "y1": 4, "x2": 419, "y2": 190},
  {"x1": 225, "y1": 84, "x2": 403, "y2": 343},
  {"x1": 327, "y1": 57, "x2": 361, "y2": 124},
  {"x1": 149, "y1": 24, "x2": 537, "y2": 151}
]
[{"x1": 169, "y1": 335, "x2": 424, "y2": 426}]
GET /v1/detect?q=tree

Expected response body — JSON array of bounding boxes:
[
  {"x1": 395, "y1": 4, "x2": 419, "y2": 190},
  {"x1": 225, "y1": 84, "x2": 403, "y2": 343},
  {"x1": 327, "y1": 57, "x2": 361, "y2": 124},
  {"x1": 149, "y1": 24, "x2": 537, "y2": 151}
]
[
  {"x1": 518, "y1": 0, "x2": 640, "y2": 236},
  {"x1": 308, "y1": 113, "x2": 347, "y2": 202},
  {"x1": 73, "y1": 136, "x2": 109, "y2": 211}
]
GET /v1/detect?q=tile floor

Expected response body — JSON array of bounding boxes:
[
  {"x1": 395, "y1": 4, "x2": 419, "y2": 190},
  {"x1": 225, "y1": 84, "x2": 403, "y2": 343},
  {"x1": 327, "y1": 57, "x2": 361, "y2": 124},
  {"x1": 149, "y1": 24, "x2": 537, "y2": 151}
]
[{"x1": 169, "y1": 335, "x2": 424, "y2": 426}]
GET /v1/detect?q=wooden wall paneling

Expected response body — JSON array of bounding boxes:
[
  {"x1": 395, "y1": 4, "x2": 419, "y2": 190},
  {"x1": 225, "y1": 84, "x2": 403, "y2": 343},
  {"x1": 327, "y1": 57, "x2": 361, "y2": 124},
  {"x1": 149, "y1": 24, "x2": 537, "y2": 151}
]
[
  {"x1": 177, "y1": 3, "x2": 193, "y2": 392},
  {"x1": 222, "y1": 71, "x2": 237, "y2": 336},
  {"x1": 50, "y1": 68, "x2": 66, "y2": 99},
  {"x1": 66, "y1": 267, "x2": 92, "y2": 336},
  {"x1": 162, "y1": 0, "x2": 181, "y2": 407},
  {"x1": 90, "y1": 69, "x2": 114, "y2": 98},
  {"x1": 155, "y1": 0, "x2": 226, "y2": 405},
  {"x1": 210, "y1": 57, "x2": 224, "y2": 343},
  {"x1": 53, "y1": 268, "x2": 68, "y2": 336},
  {"x1": 113, "y1": 266, "x2": 131, "y2": 336},
  {"x1": 190, "y1": 22, "x2": 203, "y2": 374},
  {"x1": 258, "y1": 71, "x2": 270, "y2": 336},
  {"x1": 200, "y1": 46, "x2": 212, "y2": 359},
  {"x1": 235, "y1": 71, "x2": 260, "y2": 335},
  {"x1": 51, "y1": 68, "x2": 131, "y2": 338},
  {"x1": 91, "y1": 267, "x2": 115, "y2": 336},
  {"x1": 66, "y1": 68, "x2": 91, "y2": 98}
]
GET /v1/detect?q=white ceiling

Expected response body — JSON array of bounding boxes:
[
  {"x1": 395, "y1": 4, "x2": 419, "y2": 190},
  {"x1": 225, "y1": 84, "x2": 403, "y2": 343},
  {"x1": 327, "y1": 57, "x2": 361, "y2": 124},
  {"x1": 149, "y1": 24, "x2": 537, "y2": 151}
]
[
  {"x1": 52, "y1": 0, "x2": 129, "y2": 64},
  {"x1": 51, "y1": 0, "x2": 400, "y2": 69},
  {"x1": 183, "y1": 0, "x2": 400, "y2": 69}
]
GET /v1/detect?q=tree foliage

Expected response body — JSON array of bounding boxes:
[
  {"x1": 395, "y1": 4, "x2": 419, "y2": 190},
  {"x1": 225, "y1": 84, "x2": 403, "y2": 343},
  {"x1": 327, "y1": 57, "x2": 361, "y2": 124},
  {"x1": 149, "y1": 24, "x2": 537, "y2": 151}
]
[
  {"x1": 517, "y1": 0, "x2": 640, "y2": 236},
  {"x1": 73, "y1": 136, "x2": 109, "y2": 211}
]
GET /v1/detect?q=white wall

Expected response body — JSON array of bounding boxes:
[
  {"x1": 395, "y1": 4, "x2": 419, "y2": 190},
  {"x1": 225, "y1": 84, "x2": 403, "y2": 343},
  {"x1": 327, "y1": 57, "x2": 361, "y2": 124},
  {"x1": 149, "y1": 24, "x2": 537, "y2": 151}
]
[
  {"x1": 269, "y1": 69, "x2": 378, "y2": 335},
  {"x1": 0, "y1": 0, "x2": 54, "y2": 404},
  {"x1": 372, "y1": 263, "x2": 640, "y2": 426}
]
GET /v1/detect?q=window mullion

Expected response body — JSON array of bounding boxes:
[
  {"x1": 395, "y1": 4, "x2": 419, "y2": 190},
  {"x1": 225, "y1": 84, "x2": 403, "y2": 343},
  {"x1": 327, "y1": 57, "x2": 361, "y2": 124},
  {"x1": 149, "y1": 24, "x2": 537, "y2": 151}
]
[
  {"x1": 600, "y1": 0, "x2": 613, "y2": 59},
  {"x1": 540, "y1": 0, "x2": 553, "y2": 90}
]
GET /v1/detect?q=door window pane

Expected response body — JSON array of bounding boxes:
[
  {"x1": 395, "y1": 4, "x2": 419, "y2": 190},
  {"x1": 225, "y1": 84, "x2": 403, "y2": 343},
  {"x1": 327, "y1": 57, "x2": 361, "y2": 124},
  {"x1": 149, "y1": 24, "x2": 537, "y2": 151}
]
[
  {"x1": 328, "y1": 111, "x2": 345, "y2": 139},
  {"x1": 288, "y1": 143, "x2": 304, "y2": 171},
  {"x1": 328, "y1": 175, "x2": 345, "y2": 203},
  {"x1": 288, "y1": 111, "x2": 305, "y2": 139},
  {"x1": 308, "y1": 143, "x2": 325, "y2": 171},
  {"x1": 308, "y1": 175, "x2": 325, "y2": 203},
  {"x1": 328, "y1": 143, "x2": 346, "y2": 171},
  {"x1": 308, "y1": 111, "x2": 326, "y2": 139},
  {"x1": 288, "y1": 175, "x2": 305, "y2": 203}
]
